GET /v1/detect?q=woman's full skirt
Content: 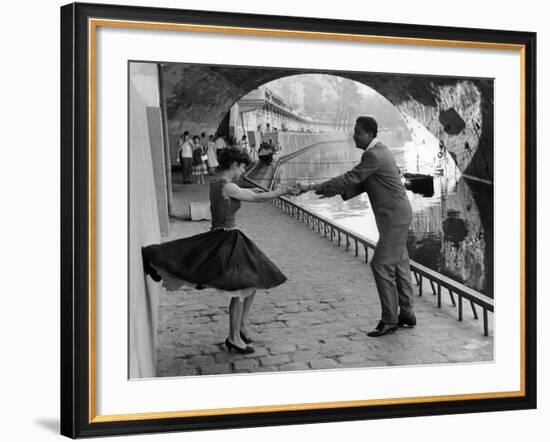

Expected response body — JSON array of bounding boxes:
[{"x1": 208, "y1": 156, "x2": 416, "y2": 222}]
[{"x1": 142, "y1": 229, "x2": 287, "y2": 292}]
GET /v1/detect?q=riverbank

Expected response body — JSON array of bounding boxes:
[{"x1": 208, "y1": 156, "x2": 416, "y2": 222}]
[
  {"x1": 272, "y1": 139, "x2": 494, "y2": 297},
  {"x1": 155, "y1": 174, "x2": 493, "y2": 377}
]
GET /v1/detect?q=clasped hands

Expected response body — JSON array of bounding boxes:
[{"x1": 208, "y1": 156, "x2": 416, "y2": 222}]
[{"x1": 276, "y1": 182, "x2": 316, "y2": 196}]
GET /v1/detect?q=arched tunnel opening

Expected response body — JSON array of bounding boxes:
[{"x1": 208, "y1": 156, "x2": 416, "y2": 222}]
[
  {"x1": 161, "y1": 63, "x2": 493, "y2": 183},
  {"x1": 216, "y1": 74, "x2": 416, "y2": 140},
  {"x1": 155, "y1": 62, "x2": 493, "y2": 297},
  {"x1": 209, "y1": 73, "x2": 453, "y2": 184}
]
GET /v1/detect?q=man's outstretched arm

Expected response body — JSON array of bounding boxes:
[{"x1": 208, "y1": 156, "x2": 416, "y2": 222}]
[{"x1": 306, "y1": 150, "x2": 380, "y2": 200}]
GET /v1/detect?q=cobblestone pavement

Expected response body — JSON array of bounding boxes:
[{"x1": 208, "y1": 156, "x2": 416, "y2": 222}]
[{"x1": 156, "y1": 178, "x2": 494, "y2": 377}]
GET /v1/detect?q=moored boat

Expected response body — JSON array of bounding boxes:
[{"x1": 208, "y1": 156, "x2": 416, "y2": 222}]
[{"x1": 403, "y1": 172, "x2": 434, "y2": 197}]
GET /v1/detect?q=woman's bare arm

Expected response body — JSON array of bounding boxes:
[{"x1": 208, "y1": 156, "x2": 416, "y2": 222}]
[{"x1": 223, "y1": 182, "x2": 288, "y2": 202}]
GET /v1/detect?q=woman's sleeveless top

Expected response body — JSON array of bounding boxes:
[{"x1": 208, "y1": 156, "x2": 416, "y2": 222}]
[{"x1": 209, "y1": 178, "x2": 241, "y2": 230}]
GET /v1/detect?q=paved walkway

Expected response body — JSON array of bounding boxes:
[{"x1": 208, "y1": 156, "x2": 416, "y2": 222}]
[{"x1": 156, "y1": 174, "x2": 493, "y2": 377}]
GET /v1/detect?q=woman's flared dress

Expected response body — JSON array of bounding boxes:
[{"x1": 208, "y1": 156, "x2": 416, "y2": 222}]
[{"x1": 142, "y1": 178, "x2": 286, "y2": 294}]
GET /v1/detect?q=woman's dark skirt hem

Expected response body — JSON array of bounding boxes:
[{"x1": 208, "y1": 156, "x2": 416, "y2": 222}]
[{"x1": 142, "y1": 229, "x2": 287, "y2": 292}]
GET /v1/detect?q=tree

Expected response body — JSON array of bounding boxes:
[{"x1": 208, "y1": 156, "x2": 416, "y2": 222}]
[{"x1": 303, "y1": 80, "x2": 324, "y2": 117}]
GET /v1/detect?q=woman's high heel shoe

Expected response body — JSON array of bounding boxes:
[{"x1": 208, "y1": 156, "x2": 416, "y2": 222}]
[
  {"x1": 225, "y1": 338, "x2": 255, "y2": 354},
  {"x1": 240, "y1": 331, "x2": 253, "y2": 344}
]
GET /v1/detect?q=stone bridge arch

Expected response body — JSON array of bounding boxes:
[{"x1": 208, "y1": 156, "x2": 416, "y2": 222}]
[{"x1": 161, "y1": 63, "x2": 493, "y2": 181}]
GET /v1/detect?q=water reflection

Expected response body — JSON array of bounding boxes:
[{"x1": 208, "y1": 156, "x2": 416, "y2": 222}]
[{"x1": 276, "y1": 140, "x2": 493, "y2": 297}]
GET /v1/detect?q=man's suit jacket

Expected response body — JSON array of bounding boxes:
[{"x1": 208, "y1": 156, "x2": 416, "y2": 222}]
[{"x1": 316, "y1": 141, "x2": 412, "y2": 233}]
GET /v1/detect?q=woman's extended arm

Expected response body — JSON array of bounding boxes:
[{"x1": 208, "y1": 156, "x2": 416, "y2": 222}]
[{"x1": 223, "y1": 182, "x2": 291, "y2": 202}]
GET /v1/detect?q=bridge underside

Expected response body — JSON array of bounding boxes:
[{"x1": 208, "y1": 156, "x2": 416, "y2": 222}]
[{"x1": 161, "y1": 63, "x2": 493, "y2": 181}]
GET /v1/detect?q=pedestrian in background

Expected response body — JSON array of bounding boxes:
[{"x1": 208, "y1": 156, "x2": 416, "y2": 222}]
[
  {"x1": 177, "y1": 131, "x2": 193, "y2": 184},
  {"x1": 191, "y1": 135, "x2": 207, "y2": 184},
  {"x1": 205, "y1": 134, "x2": 219, "y2": 175},
  {"x1": 200, "y1": 131, "x2": 208, "y2": 153},
  {"x1": 215, "y1": 134, "x2": 227, "y2": 164},
  {"x1": 239, "y1": 134, "x2": 249, "y2": 153}
]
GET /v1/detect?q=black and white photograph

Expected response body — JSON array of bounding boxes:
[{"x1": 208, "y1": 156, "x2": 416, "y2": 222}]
[{"x1": 130, "y1": 61, "x2": 495, "y2": 379}]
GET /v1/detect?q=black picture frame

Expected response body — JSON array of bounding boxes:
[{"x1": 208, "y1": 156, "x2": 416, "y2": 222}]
[{"x1": 60, "y1": 2, "x2": 537, "y2": 438}]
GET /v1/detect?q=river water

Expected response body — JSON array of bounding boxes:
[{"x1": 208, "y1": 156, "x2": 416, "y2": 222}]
[{"x1": 274, "y1": 139, "x2": 493, "y2": 297}]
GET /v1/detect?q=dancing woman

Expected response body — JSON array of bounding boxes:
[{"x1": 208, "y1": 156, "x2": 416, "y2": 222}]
[{"x1": 142, "y1": 148, "x2": 295, "y2": 354}]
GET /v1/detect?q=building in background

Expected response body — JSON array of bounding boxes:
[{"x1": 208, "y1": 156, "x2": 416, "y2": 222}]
[{"x1": 228, "y1": 86, "x2": 339, "y2": 140}]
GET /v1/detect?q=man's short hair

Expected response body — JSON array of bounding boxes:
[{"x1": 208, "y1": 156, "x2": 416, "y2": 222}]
[{"x1": 356, "y1": 116, "x2": 378, "y2": 137}]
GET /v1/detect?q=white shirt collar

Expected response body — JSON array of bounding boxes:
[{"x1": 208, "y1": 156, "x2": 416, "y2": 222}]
[{"x1": 366, "y1": 137, "x2": 379, "y2": 151}]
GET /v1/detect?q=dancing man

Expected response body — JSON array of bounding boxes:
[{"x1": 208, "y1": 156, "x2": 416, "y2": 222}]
[{"x1": 299, "y1": 116, "x2": 416, "y2": 337}]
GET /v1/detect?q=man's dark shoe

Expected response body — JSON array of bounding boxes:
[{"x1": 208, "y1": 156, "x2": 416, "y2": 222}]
[
  {"x1": 398, "y1": 312, "x2": 417, "y2": 328},
  {"x1": 367, "y1": 321, "x2": 398, "y2": 337}
]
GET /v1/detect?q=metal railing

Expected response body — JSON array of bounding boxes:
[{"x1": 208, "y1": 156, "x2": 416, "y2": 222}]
[
  {"x1": 268, "y1": 139, "x2": 349, "y2": 191},
  {"x1": 244, "y1": 167, "x2": 494, "y2": 337},
  {"x1": 273, "y1": 196, "x2": 494, "y2": 336}
]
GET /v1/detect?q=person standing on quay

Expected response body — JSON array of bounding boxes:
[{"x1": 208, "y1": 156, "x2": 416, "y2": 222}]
[
  {"x1": 200, "y1": 131, "x2": 208, "y2": 153},
  {"x1": 205, "y1": 134, "x2": 219, "y2": 175},
  {"x1": 191, "y1": 135, "x2": 207, "y2": 184},
  {"x1": 177, "y1": 131, "x2": 193, "y2": 184},
  {"x1": 239, "y1": 134, "x2": 249, "y2": 153},
  {"x1": 215, "y1": 134, "x2": 227, "y2": 165},
  {"x1": 298, "y1": 116, "x2": 416, "y2": 337}
]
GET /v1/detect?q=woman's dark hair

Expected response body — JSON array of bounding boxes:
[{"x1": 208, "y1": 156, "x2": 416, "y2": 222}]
[
  {"x1": 193, "y1": 135, "x2": 200, "y2": 141},
  {"x1": 219, "y1": 148, "x2": 251, "y2": 170},
  {"x1": 355, "y1": 116, "x2": 378, "y2": 137}
]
